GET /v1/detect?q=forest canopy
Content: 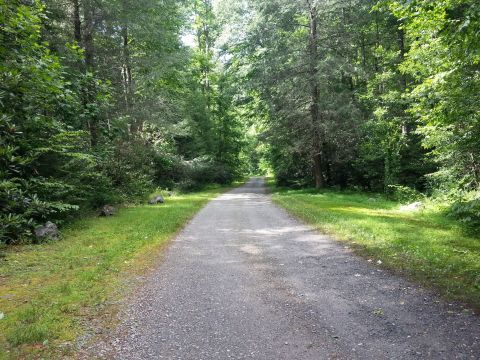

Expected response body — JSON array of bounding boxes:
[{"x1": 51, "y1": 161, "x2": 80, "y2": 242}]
[{"x1": 1, "y1": 0, "x2": 479, "y2": 243}]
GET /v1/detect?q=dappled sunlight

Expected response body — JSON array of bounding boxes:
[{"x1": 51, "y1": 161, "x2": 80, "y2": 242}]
[
  {"x1": 216, "y1": 225, "x2": 309, "y2": 239},
  {"x1": 273, "y1": 189, "x2": 480, "y2": 308},
  {"x1": 214, "y1": 193, "x2": 263, "y2": 201},
  {"x1": 242, "y1": 226, "x2": 309, "y2": 236},
  {"x1": 303, "y1": 201, "x2": 454, "y2": 233},
  {"x1": 240, "y1": 244, "x2": 262, "y2": 255},
  {"x1": 212, "y1": 223, "x2": 337, "y2": 258},
  {"x1": 328, "y1": 206, "x2": 424, "y2": 223}
]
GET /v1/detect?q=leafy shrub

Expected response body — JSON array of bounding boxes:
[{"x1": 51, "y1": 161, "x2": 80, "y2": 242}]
[
  {"x1": 178, "y1": 157, "x2": 235, "y2": 191},
  {"x1": 0, "y1": 178, "x2": 79, "y2": 244},
  {"x1": 448, "y1": 196, "x2": 480, "y2": 230},
  {"x1": 272, "y1": 151, "x2": 313, "y2": 188},
  {"x1": 386, "y1": 185, "x2": 423, "y2": 203},
  {"x1": 177, "y1": 179, "x2": 197, "y2": 192},
  {"x1": 0, "y1": 2, "x2": 91, "y2": 244},
  {"x1": 97, "y1": 140, "x2": 157, "y2": 202},
  {"x1": 0, "y1": 214, "x2": 34, "y2": 244},
  {"x1": 0, "y1": 117, "x2": 87, "y2": 244}
]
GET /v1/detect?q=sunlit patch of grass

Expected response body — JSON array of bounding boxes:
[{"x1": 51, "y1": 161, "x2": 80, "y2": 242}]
[
  {"x1": 0, "y1": 186, "x2": 229, "y2": 359},
  {"x1": 270, "y1": 186, "x2": 480, "y2": 309}
]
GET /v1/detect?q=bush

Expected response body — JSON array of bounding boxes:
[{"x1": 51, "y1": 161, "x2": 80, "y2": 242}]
[
  {"x1": 448, "y1": 196, "x2": 480, "y2": 230},
  {"x1": 0, "y1": 3, "x2": 94, "y2": 244},
  {"x1": 0, "y1": 214, "x2": 34, "y2": 244},
  {"x1": 272, "y1": 152, "x2": 313, "y2": 188},
  {"x1": 98, "y1": 140, "x2": 157, "y2": 202},
  {"x1": 386, "y1": 185, "x2": 423, "y2": 203},
  {"x1": 0, "y1": 179, "x2": 80, "y2": 244},
  {"x1": 177, "y1": 157, "x2": 235, "y2": 192},
  {"x1": 177, "y1": 179, "x2": 197, "y2": 192}
]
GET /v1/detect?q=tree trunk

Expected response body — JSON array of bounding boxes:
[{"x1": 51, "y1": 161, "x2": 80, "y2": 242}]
[
  {"x1": 308, "y1": 3, "x2": 324, "y2": 188},
  {"x1": 200, "y1": 0, "x2": 212, "y2": 110},
  {"x1": 122, "y1": 25, "x2": 133, "y2": 111},
  {"x1": 361, "y1": 34, "x2": 366, "y2": 68},
  {"x1": 83, "y1": 4, "x2": 94, "y2": 71},
  {"x1": 398, "y1": 26, "x2": 410, "y2": 136},
  {"x1": 72, "y1": 0, "x2": 82, "y2": 45},
  {"x1": 121, "y1": 23, "x2": 138, "y2": 133},
  {"x1": 313, "y1": 153, "x2": 324, "y2": 188},
  {"x1": 374, "y1": 15, "x2": 380, "y2": 73},
  {"x1": 83, "y1": 2, "x2": 98, "y2": 146}
]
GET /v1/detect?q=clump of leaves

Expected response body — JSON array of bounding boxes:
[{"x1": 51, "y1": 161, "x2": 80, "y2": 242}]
[
  {"x1": 448, "y1": 196, "x2": 480, "y2": 231},
  {"x1": 386, "y1": 185, "x2": 424, "y2": 203}
]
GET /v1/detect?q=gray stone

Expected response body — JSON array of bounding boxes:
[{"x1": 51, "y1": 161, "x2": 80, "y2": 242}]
[
  {"x1": 34, "y1": 221, "x2": 59, "y2": 241},
  {"x1": 148, "y1": 195, "x2": 165, "y2": 205},
  {"x1": 100, "y1": 205, "x2": 117, "y2": 216},
  {"x1": 399, "y1": 201, "x2": 423, "y2": 211}
]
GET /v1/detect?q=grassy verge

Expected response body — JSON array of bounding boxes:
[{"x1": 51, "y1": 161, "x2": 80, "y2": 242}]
[
  {"x1": 270, "y1": 186, "x2": 480, "y2": 309},
  {"x1": 0, "y1": 186, "x2": 230, "y2": 359}
]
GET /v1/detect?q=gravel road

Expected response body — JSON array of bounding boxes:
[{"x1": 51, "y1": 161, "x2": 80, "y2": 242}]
[{"x1": 84, "y1": 177, "x2": 479, "y2": 359}]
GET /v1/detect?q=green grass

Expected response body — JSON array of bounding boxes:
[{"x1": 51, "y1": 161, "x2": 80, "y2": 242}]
[
  {"x1": 0, "y1": 186, "x2": 229, "y2": 359},
  {"x1": 270, "y1": 186, "x2": 480, "y2": 310}
]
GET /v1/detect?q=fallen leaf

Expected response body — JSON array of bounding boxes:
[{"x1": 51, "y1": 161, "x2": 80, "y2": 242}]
[{"x1": 373, "y1": 308, "x2": 384, "y2": 316}]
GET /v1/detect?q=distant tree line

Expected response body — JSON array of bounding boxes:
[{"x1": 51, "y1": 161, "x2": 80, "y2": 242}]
[{"x1": 217, "y1": 0, "x2": 480, "y2": 228}]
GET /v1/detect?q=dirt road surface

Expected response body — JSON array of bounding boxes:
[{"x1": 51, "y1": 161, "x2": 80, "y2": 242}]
[{"x1": 84, "y1": 178, "x2": 479, "y2": 359}]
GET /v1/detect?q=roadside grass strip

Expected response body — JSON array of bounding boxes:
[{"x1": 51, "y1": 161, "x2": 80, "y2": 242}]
[
  {"x1": 271, "y1": 187, "x2": 480, "y2": 310},
  {"x1": 0, "y1": 187, "x2": 227, "y2": 359}
]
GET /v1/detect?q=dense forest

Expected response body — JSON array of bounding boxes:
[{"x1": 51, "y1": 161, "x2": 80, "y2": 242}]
[
  {"x1": 1, "y1": 0, "x2": 479, "y2": 243},
  {"x1": 1, "y1": 0, "x2": 245, "y2": 243}
]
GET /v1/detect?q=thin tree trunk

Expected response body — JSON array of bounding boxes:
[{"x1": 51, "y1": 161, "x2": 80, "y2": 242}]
[
  {"x1": 374, "y1": 15, "x2": 380, "y2": 73},
  {"x1": 121, "y1": 24, "x2": 135, "y2": 121},
  {"x1": 72, "y1": 0, "x2": 84, "y2": 75},
  {"x1": 398, "y1": 26, "x2": 409, "y2": 136},
  {"x1": 313, "y1": 154, "x2": 324, "y2": 188},
  {"x1": 308, "y1": 3, "x2": 324, "y2": 188},
  {"x1": 470, "y1": 152, "x2": 480, "y2": 187},
  {"x1": 83, "y1": 5, "x2": 94, "y2": 71},
  {"x1": 361, "y1": 34, "x2": 366, "y2": 68},
  {"x1": 83, "y1": 2, "x2": 97, "y2": 146},
  {"x1": 122, "y1": 26, "x2": 133, "y2": 109},
  {"x1": 202, "y1": 0, "x2": 212, "y2": 110},
  {"x1": 73, "y1": 0, "x2": 82, "y2": 45}
]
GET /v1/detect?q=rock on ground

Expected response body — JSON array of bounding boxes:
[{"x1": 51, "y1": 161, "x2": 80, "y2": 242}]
[
  {"x1": 100, "y1": 205, "x2": 117, "y2": 216},
  {"x1": 34, "y1": 221, "x2": 59, "y2": 241},
  {"x1": 148, "y1": 195, "x2": 165, "y2": 205}
]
